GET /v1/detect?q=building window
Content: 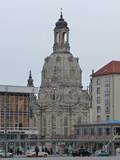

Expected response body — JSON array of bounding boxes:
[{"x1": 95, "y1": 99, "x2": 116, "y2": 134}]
[
  {"x1": 76, "y1": 129, "x2": 81, "y2": 136},
  {"x1": 105, "y1": 107, "x2": 110, "y2": 113},
  {"x1": 54, "y1": 66, "x2": 57, "y2": 74},
  {"x1": 97, "y1": 106, "x2": 101, "y2": 113},
  {"x1": 64, "y1": 117, "x2": 68, "y2": 126},
  {"x1": 115, "y1": 127, "x2": 120, "y2": 135},
  {"x1": 104, "y1": 87, "x2": 110, "y2": 96},
  {"x1": 76, "y1": 129, "x2": 79, "y2": 136},
  {"x1": 105, "y1": 128, "x2": 110, "y2": 135},
  {"x1": 52, "y1": 115, "x2": 56, "y2": 130},
  {"x1": 97, "y1": 115, "x2": 101, "y2": 122},
  {"x1": 97, "y1": 87, "x2": 100, "y2": 94},
  {"x1": 105, "y1": 99, "x2": 110, "y2": 113},
  {"x1": 104, "y1": 77, "x2": 110, "y2": 113},
  {"x1": 96, "y1": 78, "x2": 100, "y2": 85},
  {"x1": 96, "y1": 96, "x2": 100, "y2": 104},
  {"x1": 105, "y1": 99, "x2": 110, "y2": 105},
  {"x1": 90, "y1": 128, "x2": 95, "y2": 136},
  {"x1": 104, "y1": 77, "x2": 110, "y2": 86},
  {"x1": 63, "y1": 32, "x2": 67, "y2": 43},
  {"x1": 106, "y1": 115, "x2": 110, "y2": 120},
  {"x1": 64, "y1": 128, "x2": 68, "y2": 136},
  {"x1": 97, "y1": 128, "x2": 103, "y2": 136},
  {"x1": 56, "y1": 32, "x2": 59, "y2": 43},
  {"x1": 83, "y1": 128, "x2": 88, "y2": 136}
]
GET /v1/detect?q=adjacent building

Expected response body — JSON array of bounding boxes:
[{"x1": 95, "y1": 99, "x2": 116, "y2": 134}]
[
  {"x1": 91, "y1": 61, "x2": 120, "y2": 122},
  {"x1": 74, "y1": 120, "x2": 120, "y2": 153},
  {"x1": 0, "y1": 71, "x2": 39, "y2": 152}
]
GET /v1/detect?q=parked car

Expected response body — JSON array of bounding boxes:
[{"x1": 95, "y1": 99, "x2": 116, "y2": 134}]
[
  {"x1": 72, "y1": 148, "x2": 91, "y2": 157},
  {"x1": 94, "y1": 150, "x2": 110, "y2": 156},
  {"x1": 26, "y1": 148, "x2": 48, "y2": 157},
  {"x1": 0, "y1": 149, "x2": 13, "y2": 158},
  {"x1": 116, "y1": 148, "x2": 120, "y2": 156},
  {"x1": 26, "y1": 148, "x2": 35, "y2": 157},
  {"x1": 38, "y1": 151, "x2": 48, "y2": 157}
]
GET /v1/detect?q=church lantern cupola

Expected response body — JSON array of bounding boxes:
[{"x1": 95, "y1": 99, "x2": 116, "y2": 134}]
[{"x1": 53, "y1": 11, "x2": 70, "y2": 53}]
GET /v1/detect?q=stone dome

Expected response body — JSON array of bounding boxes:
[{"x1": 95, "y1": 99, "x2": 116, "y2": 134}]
[
  {"x1": 40, "y1": 13, "x2": 82, "y2": 89},
  {"x1": 41, "y1": 52, "x2": 82, "y2": 88}
]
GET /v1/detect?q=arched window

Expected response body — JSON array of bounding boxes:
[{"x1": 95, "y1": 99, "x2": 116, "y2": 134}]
[
  {"x1": 54, "y1": 66, "x2": 57, "y2": 74},
  {"x1": 56, "y1": 32, "x2": 59, "y2": 43},
  {"x1": 96, "y1": 78, "x2": 100, "y2": 85},
  {"x1": 63, "y1": 32, "x2": 67, "y2": 43}
]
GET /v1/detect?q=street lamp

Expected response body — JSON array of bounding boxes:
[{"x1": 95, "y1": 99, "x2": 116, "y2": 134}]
[{"x1": 4, "y1": 87, "x2": 8, "y2": 158}]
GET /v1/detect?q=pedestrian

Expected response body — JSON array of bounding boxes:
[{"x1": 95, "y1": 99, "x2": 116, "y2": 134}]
[
  {"x1": 17, "y1": 148, "x2": 19, "y2": 155},
  {"x1": 35, "y1": 145, "x2": 39, "y2": 157}
]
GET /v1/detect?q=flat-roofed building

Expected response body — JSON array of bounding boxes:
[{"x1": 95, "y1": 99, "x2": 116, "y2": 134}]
[
  {"x1": 0, "y1": 72, "x2": 39, "y2": 153},
  {"x1": 74, "y1": 120, "x2": 120, "y2": 154},
  {"x1": 0, "y1": 84, "x2": 38, "y2": 129}
]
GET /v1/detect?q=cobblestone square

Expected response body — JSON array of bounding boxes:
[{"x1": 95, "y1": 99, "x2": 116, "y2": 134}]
[{"x1": 1, "y1": 156, "x2": 120, "y2": 160}]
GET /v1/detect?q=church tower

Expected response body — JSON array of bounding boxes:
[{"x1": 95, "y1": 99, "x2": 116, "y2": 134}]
[
  {"x1": 38, "y1": 13, "x2": 90, "y2": 139},
  {"x1": 27, "y1": 70, "x2": 34, "y2": 87},
  {"x1": 53, "y1": 11, "x2": 70, "y2": 53}
]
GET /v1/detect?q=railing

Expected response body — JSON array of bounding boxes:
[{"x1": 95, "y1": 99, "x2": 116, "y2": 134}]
[
  {"x1": 0, "y1": 127, "x2": 38, "y2": 134},
  {"x1": 76, "y1": 135, "x2": 113, "y2": 141}
]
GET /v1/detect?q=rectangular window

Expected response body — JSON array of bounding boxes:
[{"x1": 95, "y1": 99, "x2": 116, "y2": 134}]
[
  {"x1": 97, "y1": 106, "x2": 101, "y2": 113},
  {"x1": 105, "y1": 128, "x2": 110, "y2": 135},
  {"x1": 104, "y1": 77, "x2": 110, "y2": 113},
  {"x1": 104, "y1": 77, "x2": 110, "y2": 83},
  {"x1": 96, "y1": 78, "x2": 100, "y2": 85},
  {"x1": 106, "y1": 115, "x2": 110, "y2": 120},
  {"x1": 97, "y1": 115, "x2": 101, "y2": 122},
  {"x1": 105, "y1": 99, "x2": 110, "y2": 113},
  {"x1": 97, "y1": 128, "x2": 103, "y2": 136},
  {"x1": 83, "y1": 128, "x2": 88, "y2": 136},
  {"x1": 64, "y1": 117, "x2": 68, "y2": 126},
  {"x1": 104, "y1": 88, "x2": 110, "y2": 96},
  {"x1": 105, "y1": 99, "x2": 110, "y2": 105},
  {"x1": 90, "y1": 128, "x2": 95, "y2": 136},
  {"x1": 97, "y1": 88, "x2": 100, "y2": 94},
  {"x1": 104, "y1": 77, "x2": 110, "y2": 96},
  {"x1": 76, "y1": 129, "x2": 81, "y2": 136},
  {"x1": 76, "y1": 129, "x2": 79, "y2": 136},
  {"x1": 96, "y1": 96, "x2": 100, "y2": 104},
  {"x1": 64, "y1": 127, "x2": 68, "y2": 136}
]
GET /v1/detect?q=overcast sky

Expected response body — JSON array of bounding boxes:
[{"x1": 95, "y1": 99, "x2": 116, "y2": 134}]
[{"x1": 0, "y1": 0, "x2": 120, "y2": 88}]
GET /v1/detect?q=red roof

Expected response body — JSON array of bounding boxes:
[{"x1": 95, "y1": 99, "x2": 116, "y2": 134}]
[{"x1": 92, "y1": 61, "x2": 120, "y2": 77}]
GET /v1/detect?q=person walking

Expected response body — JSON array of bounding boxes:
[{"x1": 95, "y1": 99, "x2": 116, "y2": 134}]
[{"x1": 35, "y1": 145, "x2": 39, "y2": 157}]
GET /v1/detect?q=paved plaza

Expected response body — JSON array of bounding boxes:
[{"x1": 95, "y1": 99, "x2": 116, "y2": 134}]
[{"x1": 0, "y1": 156, "x2": 120, "y2": 160}]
